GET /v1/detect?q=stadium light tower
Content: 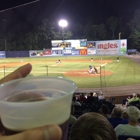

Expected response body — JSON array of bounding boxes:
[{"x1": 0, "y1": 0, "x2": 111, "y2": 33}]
[{"x1": 58, "y1": 19, "x2": 68, "y2": 41}]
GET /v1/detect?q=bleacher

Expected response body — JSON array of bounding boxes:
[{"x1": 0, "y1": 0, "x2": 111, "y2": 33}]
[{"x1": 67, "y1": 92, "x2": 140, "y2": 140}]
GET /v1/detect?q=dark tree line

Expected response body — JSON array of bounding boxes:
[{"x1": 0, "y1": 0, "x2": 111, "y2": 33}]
[{"x1": 0, "y1": 9, "x2": 140, "y2": 51}]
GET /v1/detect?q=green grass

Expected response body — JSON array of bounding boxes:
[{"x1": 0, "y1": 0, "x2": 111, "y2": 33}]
[{"x1": 0, "y1": 55, "x2": 140, "y2": 88}]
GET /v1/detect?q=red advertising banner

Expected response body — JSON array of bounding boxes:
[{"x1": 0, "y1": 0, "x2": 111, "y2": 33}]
[{"x1": 43, "y1": 50, "x2": 52, "y2": 55}]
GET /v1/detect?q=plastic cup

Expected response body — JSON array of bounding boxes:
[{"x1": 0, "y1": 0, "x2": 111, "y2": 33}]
[{"x1": 0, "y1": 76, "x2": 77, "y2": 133}]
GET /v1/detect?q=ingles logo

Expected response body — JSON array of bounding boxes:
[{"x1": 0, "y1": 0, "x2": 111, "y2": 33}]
[
  {"x1": 98, "y1": 43, "x2": 118, "y2": 50},
  {"x1": 79, "y1": 49, "x2": 87, "y2": 55}
]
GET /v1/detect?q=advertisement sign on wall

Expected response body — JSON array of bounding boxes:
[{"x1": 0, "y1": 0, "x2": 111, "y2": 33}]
[
  {"x1": 52, "y1": 48, "x2": 63, "y2": 55},
  {"x1": 87, "y1": 41, "x2": 96, "y2": 55},
  {"x1": 97, "y1": 40, "x2": 119, "y2": 55},
  {"x1": 29, "y1": 50, "x2": 52, "y2": 57},
  {"x1": 0, "y1": 51, "x2": 6, "y2": 58},
  {"x1": 79, "y1": 49, "x2": 87, "y2": 55},
  {"x1": 29, "y1": 50, "x2": 44, "y2": 57},
  {"x1": 43, "y1": 49, "x2": 52, "y2": 55},
  {"x1": 120, "y1": 39, "x2": 127, "y2": 54},
  {"x1": 51, "y1": 39, "x2": 127, "y2": 56},
  {"x1": 87, "y1": 48, "x2": 96, "y2": 55},
  {"x1": 87, "y1": 41, "x2": 96, "y2": 48},
  {"x1": 51, "y1": 39, "x2": 87, "y2": 50},
  {"x1": 71, "y1": 49, "x2": 80, "y2": 55},
  {"x1": 63, "y1": 48, "x2": 72, "y2": 55}
]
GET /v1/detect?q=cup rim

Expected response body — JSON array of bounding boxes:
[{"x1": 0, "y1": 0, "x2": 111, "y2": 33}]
[{"x1": 0, "y1": 76, "x2": 77, "y2": 105}]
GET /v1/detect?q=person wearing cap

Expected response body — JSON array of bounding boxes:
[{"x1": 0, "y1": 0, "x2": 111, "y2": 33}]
[
  {"x1": 115, "y1": 106, "x2": 140, "y2": 137},
  {"x1": 128, "y1": 93, "x2": 140, "y2": 105}
]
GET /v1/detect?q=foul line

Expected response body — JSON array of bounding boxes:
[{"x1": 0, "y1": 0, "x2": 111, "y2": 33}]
[{"x1": 100, "y1": 63, "x2": 107, "y2": 67}]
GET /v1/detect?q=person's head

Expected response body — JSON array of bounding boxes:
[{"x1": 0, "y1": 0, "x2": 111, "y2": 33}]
[
  {"x1": 127, "y1": 96, "x2": 130, "y2": 100},
  {"x1": 122, "y1": 110, "x2": 129, "y2": 119},
  {"x1": 93, "y1": 92, "x2": 97, "y2": 97},
  {"x1": 132, "y1": 93, "x2": 137, "y2": 98},
  {"x1": 100, "y1": 92, "x2": 103, "y2": 95},
  {"x1": 126, "y1": 106, "x2": 140, "y2": 122},
  {"x1": 90, "y1": 92, "x2": 93, "y2": 96},
  {"x1": 70, "y1": 112, "x2": 117, "y2": 140},
  {"x1": 111, "y1": 106, "x2": 122, "y2": 118},
  {"x1": 72, "y1": 96, "x2": 76, "y2": 102},
  {"x1": 101, "y1": 104, "x2": 109, "y2": 114},
  {"x1": 80, "y1": 93, "x2": 84, "y2": 97}
]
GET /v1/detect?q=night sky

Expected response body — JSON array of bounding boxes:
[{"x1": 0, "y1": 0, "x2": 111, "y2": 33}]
[{"x1": 0, "y1": 0, "x2": 140, "y2": 28}]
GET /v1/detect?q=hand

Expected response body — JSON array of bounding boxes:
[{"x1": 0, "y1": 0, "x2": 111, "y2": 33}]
[
  {"x1": 0, "y1": 63, "x2": 32, "y2": 84},
  {"x1": 0, "y1": 63, "x2": 62, "y2": 140}
]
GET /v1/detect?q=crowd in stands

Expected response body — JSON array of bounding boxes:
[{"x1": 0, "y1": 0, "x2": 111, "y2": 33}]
[{"x1": 67, "y1": 92, "x2": 140, "y2": 140}]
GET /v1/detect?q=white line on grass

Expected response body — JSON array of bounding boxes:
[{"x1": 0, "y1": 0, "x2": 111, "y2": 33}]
[{"x1": 100, "y1": 63, "x2": 107, "y2": 67}]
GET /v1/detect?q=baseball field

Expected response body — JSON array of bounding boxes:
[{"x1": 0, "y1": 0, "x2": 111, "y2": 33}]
[{"x1": 0, "y1": 55, "x2": 140, "y2": 90}]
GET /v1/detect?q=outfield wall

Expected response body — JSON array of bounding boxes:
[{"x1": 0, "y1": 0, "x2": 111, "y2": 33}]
[
  {"x1": 0, "y1": 39, "x2": 127, "y2": 58},
  {"x1": 29, "y1": 39, "x2": 127, "y2": 57}
]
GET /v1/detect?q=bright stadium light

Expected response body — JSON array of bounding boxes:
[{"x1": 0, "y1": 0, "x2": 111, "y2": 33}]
[{"x1": 58, "y1": 19, "x2": 68, "y2": 41}]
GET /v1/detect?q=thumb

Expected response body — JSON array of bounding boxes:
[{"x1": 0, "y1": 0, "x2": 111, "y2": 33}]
[
  {"x1": 0, "y1": 63, "x2": 32, "y2": 84},
  {"x1": 4, "y1": 125, "x2": 62, "y2": 140}
]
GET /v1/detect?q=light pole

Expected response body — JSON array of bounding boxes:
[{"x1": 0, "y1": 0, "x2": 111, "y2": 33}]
[
  {"x1": 58, "y1": 19, "x2": 68, "y2": 42},
  {"x1": 119, "y1": 32, "x2": 121, "y2": 39}
]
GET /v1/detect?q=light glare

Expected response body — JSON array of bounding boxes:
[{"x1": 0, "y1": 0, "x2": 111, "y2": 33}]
[{"x1": 58, "y1": 20, "x2": 68, "y2": 27}]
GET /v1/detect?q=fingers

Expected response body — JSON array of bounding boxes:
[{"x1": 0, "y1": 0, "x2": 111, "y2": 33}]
[
  {"x1": 0, "y1": 63, "x2": 32, "y2": 84},
  {"x1": 6, "y1": 125, "x2": 62, "y2": 140}
]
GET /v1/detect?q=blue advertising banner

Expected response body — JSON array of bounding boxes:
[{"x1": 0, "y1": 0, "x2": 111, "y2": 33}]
[
  {"x1": 63, "y1": 48, "x2": 72, "y2": 55},
  {"x1": 71, "y1": 49, "x2": 79, "y2": 55},
  {"x1": 0, "y1": 51, "x2": 6, "y2": 58}
]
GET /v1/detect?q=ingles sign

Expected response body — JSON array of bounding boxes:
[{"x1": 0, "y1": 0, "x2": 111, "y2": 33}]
[
  {"x1": 97, "y1": 41, "x2": 119, "y2": 55},
  {"x1": 98, "y1": 43, "x2": 118, "y2": 49}
]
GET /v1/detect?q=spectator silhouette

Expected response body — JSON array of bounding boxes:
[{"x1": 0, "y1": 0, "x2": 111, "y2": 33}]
[
  {"x1": 108, "y1": 106, "x2": 128, "y2": 128},
  {"x1": 72, "y1": 96, "x2": 81, "y2": 106},
  {"x1": 87, "y1": 92, "x2": 98, "y2": 103},
  {"x1": 115, "y1": 106, "x2": 140, "y2": 137},
  {"x1": 99, "y1": 104, "x2": 110, "y2": 119}
]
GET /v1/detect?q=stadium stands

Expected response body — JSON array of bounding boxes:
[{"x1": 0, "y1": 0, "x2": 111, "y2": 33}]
[{"x1": 67, "y1": 92, "x2": 140, "y2": 140}]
